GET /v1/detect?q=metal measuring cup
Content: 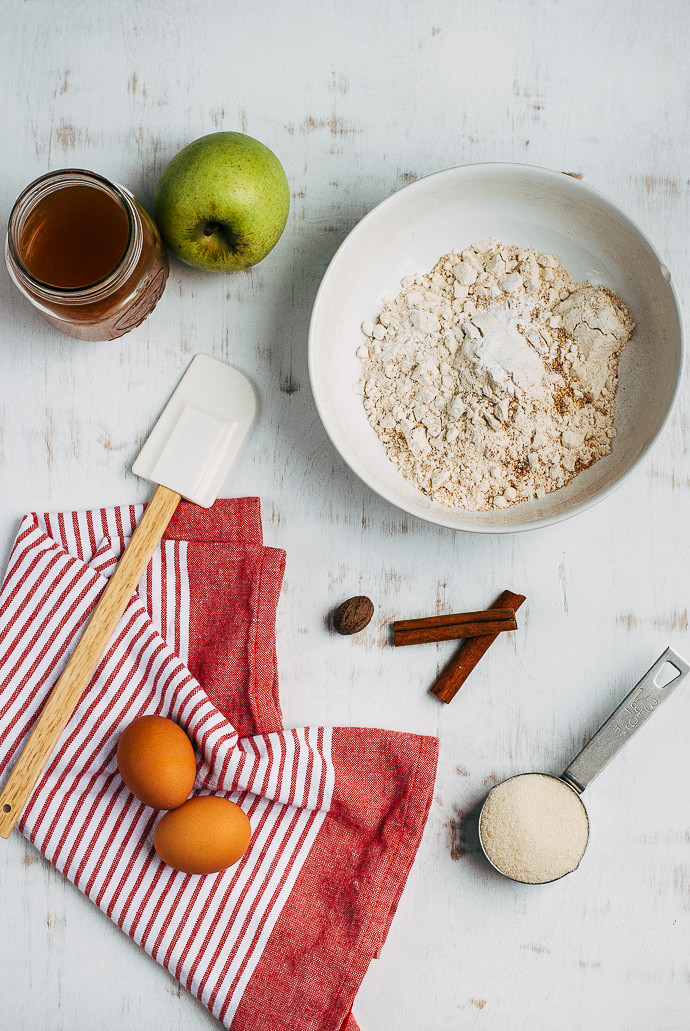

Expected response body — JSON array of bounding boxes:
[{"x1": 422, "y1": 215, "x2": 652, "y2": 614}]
[{"x1": 478, "y1": 647, "x2": 690, "y2": 884}]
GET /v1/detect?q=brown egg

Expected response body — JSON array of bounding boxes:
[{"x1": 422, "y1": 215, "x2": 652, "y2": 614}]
[
  {"x1": 153, "y1": 795, "x2": 251, "y2": 874},
  {"x1": 117, "y1": 715, "x2": 196, "y2": 810}
]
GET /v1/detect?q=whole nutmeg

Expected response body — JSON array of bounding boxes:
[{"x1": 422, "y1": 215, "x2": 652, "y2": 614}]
[{"x1": 333, "y1": 595, "x2": 374, "y2": 635}]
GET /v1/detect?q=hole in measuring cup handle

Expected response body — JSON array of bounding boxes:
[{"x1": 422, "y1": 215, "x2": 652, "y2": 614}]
[{"x1": 654, "y1": 661, "x2": 682, "y2": 689}]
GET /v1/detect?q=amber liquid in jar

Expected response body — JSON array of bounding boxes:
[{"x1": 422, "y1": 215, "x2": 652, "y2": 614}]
[
  {"x1": 20, "y1": 185, "x2": 130, "y2": 290},
  {"x1": 5, "y1": 170, "x2": 169, "y2": 341}
]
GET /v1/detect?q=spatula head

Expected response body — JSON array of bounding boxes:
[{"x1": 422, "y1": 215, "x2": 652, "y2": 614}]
[{"x1": 132, "y1": 354, "x2": 256, "y2": 507}]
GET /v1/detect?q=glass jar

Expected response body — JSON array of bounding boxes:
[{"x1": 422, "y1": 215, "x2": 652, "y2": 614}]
[{"x1": 5, "y1": 169, "x2": 169, "y2": 341}]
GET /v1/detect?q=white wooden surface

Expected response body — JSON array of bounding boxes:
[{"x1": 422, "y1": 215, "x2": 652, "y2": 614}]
[{"x1": 1, "y1": 1, "x2": 689, "y2": 1028}]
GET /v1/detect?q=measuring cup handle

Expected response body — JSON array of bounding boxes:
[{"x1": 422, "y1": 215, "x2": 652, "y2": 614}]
[{"x1": 561, "y1": 647, "x2": 690, "y2": 794}]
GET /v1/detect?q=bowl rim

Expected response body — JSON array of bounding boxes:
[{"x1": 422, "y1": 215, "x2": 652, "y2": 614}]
[{"x1": 308, "y1": 161, "x2": 685, "y2": 534}]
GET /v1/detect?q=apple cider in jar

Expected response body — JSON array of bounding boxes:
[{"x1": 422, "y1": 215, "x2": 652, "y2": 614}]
[{"x1": 5, "y1": 169, "x2": 169, "y2": 340}]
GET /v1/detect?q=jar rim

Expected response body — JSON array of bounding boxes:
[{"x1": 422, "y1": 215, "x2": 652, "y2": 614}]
[{"x1": 5, "y1": 168, "x2": 138, "y2": 299}]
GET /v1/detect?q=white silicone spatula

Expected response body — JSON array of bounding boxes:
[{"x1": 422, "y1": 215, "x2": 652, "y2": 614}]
[{"x1": 0, "y1": 354, "x2": 256, "y2": 837}]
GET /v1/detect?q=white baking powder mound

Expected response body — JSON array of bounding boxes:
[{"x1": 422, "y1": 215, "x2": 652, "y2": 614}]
[{"x1": 357, "y1": 239, "x2": 635, "y2": 511}]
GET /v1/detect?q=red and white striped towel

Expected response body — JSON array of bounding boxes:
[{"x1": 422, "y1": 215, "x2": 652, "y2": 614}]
[{"x1": 0, "y1": 499, "x2": 438, "y2": 1031}]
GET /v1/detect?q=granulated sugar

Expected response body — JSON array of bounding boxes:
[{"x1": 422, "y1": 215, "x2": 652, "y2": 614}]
[
  {"x1": 479, "y1": 773, "x2": 589, "y2": 884},
  {"x1": 357, "y1": 239, "x2": 635, "y2": 511}
]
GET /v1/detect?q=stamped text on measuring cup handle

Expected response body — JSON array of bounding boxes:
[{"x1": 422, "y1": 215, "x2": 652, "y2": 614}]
[{"x1": 614, "y1": 696, "x2": 658, "y2": 734}]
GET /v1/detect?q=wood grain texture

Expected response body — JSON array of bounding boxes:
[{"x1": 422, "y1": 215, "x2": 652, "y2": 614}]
[
  {"x1": 1, "y1": 0, "x2": 690, "y2": 1028},
  {"x1": 0, "y1": 484, "x2": 180, "y2": 837}
]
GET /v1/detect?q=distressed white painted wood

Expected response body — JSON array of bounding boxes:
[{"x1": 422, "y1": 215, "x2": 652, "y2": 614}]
[{"x1": 1, "y1": 1, "x2": 689, "y2": 1028}]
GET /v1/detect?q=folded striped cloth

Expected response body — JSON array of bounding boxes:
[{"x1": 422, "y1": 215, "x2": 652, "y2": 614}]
[{"x1": 0, "y1": 499, "x2": 438, "y2": 1031}]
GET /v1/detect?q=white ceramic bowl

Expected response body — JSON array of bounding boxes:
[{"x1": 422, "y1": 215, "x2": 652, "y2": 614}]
[{"x1": 308, "y1": 163, "x2": 683, "y2": 532}]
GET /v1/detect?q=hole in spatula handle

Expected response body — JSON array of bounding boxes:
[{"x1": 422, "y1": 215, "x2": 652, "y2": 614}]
[{"x1": 2, "y1": 804, "x2": 11, "y2": 813}]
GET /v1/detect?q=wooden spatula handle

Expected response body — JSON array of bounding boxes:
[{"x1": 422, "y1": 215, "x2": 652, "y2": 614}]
[{"x1": 0, "y1": 484, "x2": 181, "y2": 838}]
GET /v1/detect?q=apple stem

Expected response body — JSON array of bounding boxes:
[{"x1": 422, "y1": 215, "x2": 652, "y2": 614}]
[{"x1": 203, "y1": 222, "x2": 222, "y2": 237}]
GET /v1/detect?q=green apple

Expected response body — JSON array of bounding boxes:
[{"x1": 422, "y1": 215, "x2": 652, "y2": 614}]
[{"x1": 153, "y1": 132, "x2": 290, "y2": 272}]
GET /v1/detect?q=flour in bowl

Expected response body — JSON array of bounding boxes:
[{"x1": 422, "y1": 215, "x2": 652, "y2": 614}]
[{"x1": 356, "y1": 239, "x2": 634, "y2": 511}]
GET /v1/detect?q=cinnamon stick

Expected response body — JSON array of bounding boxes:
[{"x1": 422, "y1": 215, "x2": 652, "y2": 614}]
[
  {"x1": 430, "y1": 590, "x2": 526, "y2": 704},
  {"x1": 393, "y1": 608, "x2": 517, "y2": 646}
]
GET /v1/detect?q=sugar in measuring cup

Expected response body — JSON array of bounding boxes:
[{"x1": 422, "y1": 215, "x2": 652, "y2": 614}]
[{"x1": 478, "y1": 647, "x2": 690, "y2": 884}]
